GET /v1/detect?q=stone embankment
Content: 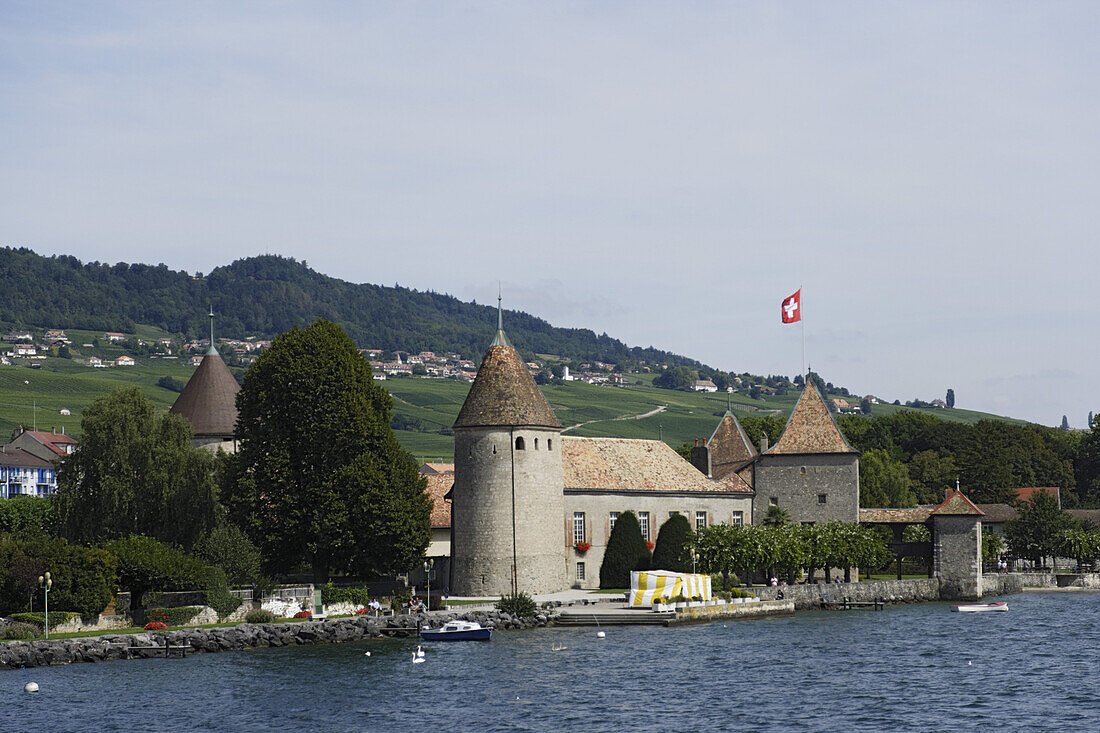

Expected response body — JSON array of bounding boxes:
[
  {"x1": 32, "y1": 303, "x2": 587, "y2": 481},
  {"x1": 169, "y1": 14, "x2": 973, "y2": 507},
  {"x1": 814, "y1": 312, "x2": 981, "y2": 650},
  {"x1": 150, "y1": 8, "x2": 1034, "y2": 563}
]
[
  {"x1": 1015, "y1": 572, "x2": 1100, "y2": 589},
  {"x1": 753, "y1": 575, "x2": 1023, "y2": 611},
  {"x1": 1, "y1": 609, "x2": 555, "y2": 670}
]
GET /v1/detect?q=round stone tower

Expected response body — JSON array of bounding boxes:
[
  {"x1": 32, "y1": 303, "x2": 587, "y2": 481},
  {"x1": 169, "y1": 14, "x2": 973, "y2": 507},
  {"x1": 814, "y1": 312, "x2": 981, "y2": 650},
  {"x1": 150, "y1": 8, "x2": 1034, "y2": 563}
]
[{"x1": 450, "y1": 301, "x2": 566, "y2": 596}]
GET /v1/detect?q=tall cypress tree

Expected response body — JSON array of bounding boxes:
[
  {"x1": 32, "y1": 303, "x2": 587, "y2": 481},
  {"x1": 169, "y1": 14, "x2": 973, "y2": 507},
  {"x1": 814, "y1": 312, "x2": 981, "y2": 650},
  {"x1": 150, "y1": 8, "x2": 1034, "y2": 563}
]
[
  {"x1": 651, "y1": 514, "x2": 692, "y2": 572},
  {"x1": 599, "y1": 510, "x2": 650, "y2": 588}
]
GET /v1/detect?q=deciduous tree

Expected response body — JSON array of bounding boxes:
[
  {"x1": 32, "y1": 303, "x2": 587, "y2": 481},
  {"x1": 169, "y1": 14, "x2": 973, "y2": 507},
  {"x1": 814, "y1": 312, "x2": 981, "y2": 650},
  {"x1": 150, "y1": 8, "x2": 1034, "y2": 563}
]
[
  {"x1": 223, "y1": 320, "x2": 430, "y2": 581},
  {"x1": 55, "y1": 387, "x2": 219, "y2": 548}
]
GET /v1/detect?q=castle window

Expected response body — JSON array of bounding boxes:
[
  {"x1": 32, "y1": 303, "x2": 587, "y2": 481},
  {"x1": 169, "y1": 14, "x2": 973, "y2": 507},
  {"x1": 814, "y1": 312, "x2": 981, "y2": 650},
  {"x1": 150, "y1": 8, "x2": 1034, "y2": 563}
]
[
  {"x1": 534, "y1": 438, "x2": 539, "y2": 449},
  {"x1": 731, "y1": 511, "x2": 743, "y2": 527},
  {"x1": 548, "y1": 438, "x2": 553, "y2": 450},
  {"x1": 515, "y1": 436, "x2": 525, "y2": 450},
  {"x1": 695, "y1": 511, "x2": 707, "y2": 530},
  {"x1": 573, "y1": 512, "x2": 586, "y2": 545},
  {"x1": 638, "y1": 511, "x2": 651, "y2": 541},
  {"x1": 576, "y1": 562, "x2": 586, "y2": 581},
  {"x1": 769, "y1": 497, "x2": 778, "y2": 507},
  {"x1": 818, "y1": 494, "x2": 827, "y2": 504}
]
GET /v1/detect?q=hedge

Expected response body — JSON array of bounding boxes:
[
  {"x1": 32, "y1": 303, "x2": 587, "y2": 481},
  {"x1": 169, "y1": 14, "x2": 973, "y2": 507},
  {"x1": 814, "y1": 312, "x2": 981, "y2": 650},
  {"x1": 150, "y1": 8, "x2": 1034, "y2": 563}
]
[
  {"x1": 9, "y1": 611, "x2": 82, "y2": 630},
  {"x1": 322, "y1": 583, "x2": 371, "y2": 607},
  {"x1": 145, "y1": 606, "x2": 203, "y2": 627}
]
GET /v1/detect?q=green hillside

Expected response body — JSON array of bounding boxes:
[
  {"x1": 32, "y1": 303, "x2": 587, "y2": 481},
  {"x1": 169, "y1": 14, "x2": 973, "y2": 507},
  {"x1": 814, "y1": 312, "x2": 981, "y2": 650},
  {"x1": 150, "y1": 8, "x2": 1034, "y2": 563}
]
[{"x1": 0, "y1": 350, "x2": 1021, "y2": 462}]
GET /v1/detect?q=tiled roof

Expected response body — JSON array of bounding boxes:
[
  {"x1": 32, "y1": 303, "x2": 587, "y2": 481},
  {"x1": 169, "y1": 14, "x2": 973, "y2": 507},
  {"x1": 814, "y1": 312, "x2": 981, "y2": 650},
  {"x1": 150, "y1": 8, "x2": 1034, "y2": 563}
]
[
  {"x1": 976, "y1": 503, "x2": 1019, "y2": 523},
  {"x1": 707, "y1": 412, "x2": 757, "y2": 480},
  {"x1": 766, "y1": 383, "x2": 857, "y2": 455},
  {"x1": 716, "y1": 470, "x2": 755, "y2": 494},
  {"x1": 453, "y1": 344, "x2": 560, "y2": 430},
  {"x1": 424, "y1": 473, "x2": 453, "y2": 528},
  {"x1": 859, "y1": 507, "x2": 934, "y2": 524},
  {"x1": 562, "y1": 437, "x2": 743, "y2": 494},
  {"x1": 420, "y1": 463, "x2": 455, "y2": 475},
  {"x1": 0, "y1": 447, "x2": 53, "y2": 468},
  {"x1": 24, "y1": 431, "x2": 78, "y2": 455},
  {"x1": 169, "y1": 350, "x2": 240, "y2": 438},
  {"x1": 1068, "y1": 509, "x2": 1100, "y2": 528},
  {"x1": 931, "y1": 490, "x2": 984, "y2": 516},
  {"x1": 1014, "y1": 487, "x2": 1059, "y2": 504}
]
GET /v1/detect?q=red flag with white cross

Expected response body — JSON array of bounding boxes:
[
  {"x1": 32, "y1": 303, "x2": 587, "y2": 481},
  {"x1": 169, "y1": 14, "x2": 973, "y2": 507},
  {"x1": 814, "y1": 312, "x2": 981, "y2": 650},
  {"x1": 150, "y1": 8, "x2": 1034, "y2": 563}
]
[{"x1": 782, "y1": 289, "x2": 801, "y2": 324}]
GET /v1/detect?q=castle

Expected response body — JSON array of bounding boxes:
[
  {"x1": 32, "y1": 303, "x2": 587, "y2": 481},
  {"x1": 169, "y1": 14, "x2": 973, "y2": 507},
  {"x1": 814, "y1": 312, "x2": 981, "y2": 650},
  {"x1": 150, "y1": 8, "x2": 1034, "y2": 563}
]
[{"x1": 450, "y1": 307, "x2": 860, "y2": 594}]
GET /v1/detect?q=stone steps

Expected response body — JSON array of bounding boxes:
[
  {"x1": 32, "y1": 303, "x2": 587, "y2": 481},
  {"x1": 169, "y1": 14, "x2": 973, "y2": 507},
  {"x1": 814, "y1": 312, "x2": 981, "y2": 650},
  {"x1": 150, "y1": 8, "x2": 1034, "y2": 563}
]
[{"x1": 555, "y1": 611, "x2": 673, "y2": 626}]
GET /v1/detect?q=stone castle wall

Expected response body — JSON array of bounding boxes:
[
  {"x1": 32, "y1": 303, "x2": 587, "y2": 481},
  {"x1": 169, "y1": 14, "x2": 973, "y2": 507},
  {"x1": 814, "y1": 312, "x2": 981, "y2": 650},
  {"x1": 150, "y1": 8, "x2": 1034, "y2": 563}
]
[{"x1": 753, "y1": 453, "x2": 859, "y2": 525}]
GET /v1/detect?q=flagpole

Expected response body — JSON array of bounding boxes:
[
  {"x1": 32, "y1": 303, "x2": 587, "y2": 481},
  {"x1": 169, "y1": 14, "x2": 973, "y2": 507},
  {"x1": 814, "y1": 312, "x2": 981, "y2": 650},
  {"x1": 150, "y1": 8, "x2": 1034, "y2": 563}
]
[{"x1": 801, "y1": 285, "x2": 806, "y2": 382}]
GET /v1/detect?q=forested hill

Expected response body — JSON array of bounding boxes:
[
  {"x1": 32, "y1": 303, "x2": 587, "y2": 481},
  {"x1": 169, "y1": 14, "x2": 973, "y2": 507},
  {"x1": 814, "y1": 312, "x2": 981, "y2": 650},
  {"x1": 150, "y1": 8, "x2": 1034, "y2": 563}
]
[{"x1": 0, "y1": 247, "x2": 704, "y2": 368}]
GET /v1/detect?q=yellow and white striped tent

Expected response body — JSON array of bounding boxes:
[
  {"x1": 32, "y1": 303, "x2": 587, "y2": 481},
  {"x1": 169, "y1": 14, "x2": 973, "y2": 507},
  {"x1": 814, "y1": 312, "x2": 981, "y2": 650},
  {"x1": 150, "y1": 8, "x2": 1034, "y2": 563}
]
[{"x1": 629, "y1": 571, "x2": 712, "y2": 606}]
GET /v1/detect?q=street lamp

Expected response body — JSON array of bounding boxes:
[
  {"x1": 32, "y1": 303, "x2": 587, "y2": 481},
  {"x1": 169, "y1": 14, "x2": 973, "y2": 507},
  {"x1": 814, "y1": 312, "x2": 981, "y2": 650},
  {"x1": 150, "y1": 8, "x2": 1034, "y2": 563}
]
[
  {"x1": 38, "y1": 572, "x2": 52, "y2": 639},
  {"x1": 690, "y1": 549, "x2": 698, "y2": 575},
  {"x1": 423, "y1": 559, "x2": 434, "y2": 612}
]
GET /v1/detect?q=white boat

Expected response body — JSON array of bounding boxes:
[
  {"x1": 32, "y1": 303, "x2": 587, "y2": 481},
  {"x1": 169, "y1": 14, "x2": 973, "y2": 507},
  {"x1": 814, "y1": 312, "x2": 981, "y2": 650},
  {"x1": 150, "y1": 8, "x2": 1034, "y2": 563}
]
[
  {"x1": 951, "y1": 602, "x2": 1008, "y2": 613},
  {"x1": 419, "y1": 620, "x2": 492, "y2": 641}
]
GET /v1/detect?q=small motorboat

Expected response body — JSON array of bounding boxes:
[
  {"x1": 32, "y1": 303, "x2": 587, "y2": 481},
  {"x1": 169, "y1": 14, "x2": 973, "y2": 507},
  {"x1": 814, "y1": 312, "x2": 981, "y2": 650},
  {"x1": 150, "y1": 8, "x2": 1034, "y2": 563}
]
[
  {"x1": 419, "y1": 620, "x2": 492, "y2": 641},
  {"x1": 951, "y1": 602, "x2": 1009, "y2": 613}
]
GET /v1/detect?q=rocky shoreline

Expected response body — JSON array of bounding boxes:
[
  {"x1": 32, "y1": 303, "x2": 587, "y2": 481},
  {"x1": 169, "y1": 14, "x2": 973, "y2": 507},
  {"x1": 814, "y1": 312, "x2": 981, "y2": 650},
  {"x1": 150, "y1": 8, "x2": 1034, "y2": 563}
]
[{"x1": 1, "y1": 609, "x2": 556, "y2": 670}]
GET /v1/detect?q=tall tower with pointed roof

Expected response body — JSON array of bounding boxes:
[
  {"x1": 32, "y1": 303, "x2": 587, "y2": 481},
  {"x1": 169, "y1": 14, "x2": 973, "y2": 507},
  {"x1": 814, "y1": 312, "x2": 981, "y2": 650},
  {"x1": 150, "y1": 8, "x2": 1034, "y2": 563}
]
[
  {"x1": 450, "y1": 296, "x2": 566, "y2": 596},
  {"x1": 753, "y1": 382, "x2": 859, "y2": 525},
  {"x1": 169, "y1": 309, "x2": 241, "y2": 452}
]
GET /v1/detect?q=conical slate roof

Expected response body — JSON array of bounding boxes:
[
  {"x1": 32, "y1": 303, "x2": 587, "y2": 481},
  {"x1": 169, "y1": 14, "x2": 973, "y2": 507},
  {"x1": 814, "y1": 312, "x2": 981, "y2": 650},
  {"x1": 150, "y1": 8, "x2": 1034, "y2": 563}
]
[
  {"x1": 707, "y1": 411, "x2": 758, "y2": 480},
  {"x1": 170, "y1": 350, "x2": 240, "y2": 438},
  {"x1": 453, "y1": 343, "x2": 561, "y2": 430},
  {"x1": 766, "y1": 382, "x2": 857, "y2": 455}
]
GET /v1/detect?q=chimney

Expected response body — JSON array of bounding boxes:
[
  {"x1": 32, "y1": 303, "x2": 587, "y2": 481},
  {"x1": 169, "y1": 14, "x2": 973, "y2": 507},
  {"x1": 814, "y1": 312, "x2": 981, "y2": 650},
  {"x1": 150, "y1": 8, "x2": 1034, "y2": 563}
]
[
  {"x1": 690, "y1": 441, "x2": 711, "y2": 478},
  {"x1": 760, "y1": 433, "x2": 769, "y2": 453}
]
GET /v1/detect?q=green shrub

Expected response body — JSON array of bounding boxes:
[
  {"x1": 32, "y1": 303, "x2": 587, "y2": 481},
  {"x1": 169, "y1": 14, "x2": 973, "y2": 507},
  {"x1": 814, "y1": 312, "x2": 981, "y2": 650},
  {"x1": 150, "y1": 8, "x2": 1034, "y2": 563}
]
[
  {"x1": 245, "y1": 609, "x2": 276, "y2": 624},
  {"x1": 193, "y1": 524, "x2": 262, "y2": 586},
  {"x1": 496, "y1": 592, "x2": 537, "y2": 617},
  {"x1": 203, "y1": 567, "x2": 242, "y2": 619},
  {"x1": 9, "y1": 611, "x2": 82, "y2": 630},
  {"x1": 146, "y1": 606, "x2": 203, "y2": 627},
  {"x1": 390, "y1": 591, "x2": 411, "y2": 614},
  {"x1": 1, "y1": 622, "x2": 39, "y2": 640},
  {"x1": 322, "y1": 583, "x2": 371, "y2": 607},
  {"x1": 651, "y1": 514, "x2": 692, "y2": 572}
]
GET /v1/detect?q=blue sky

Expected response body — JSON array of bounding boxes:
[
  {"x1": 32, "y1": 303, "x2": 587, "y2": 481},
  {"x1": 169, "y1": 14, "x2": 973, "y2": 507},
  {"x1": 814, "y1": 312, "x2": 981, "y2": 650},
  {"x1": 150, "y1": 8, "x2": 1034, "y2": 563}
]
[{"x1": 2, "y1": 2, "x2": 1098, "y2": 426}]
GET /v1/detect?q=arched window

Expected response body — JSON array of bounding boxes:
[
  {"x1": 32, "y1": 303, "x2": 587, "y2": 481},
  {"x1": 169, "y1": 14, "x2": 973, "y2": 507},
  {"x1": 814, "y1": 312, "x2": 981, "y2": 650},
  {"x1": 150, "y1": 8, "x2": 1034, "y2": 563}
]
[{"x1": 515, "y1": 436, "x2": 526, "y2": 450}]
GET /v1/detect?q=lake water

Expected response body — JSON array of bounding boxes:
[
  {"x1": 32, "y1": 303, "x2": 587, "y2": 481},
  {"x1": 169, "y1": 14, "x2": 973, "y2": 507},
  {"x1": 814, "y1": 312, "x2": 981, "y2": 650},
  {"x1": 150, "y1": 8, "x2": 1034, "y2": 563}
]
[{"x1": 6, "y1": 591, "x2": 1099, "y2": 732}]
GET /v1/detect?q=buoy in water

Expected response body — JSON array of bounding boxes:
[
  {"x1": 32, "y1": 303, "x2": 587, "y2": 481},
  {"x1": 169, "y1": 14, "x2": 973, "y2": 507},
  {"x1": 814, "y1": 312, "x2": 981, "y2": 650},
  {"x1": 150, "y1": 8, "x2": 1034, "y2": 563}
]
[
  {"x1": 24, "y1": 682, "x2": 39, "y2": 693},
  {"x1": 364, "y1": 651, "x2": 371, "y2": 657},
  {"x1": 596, "y1": 631, "x2": 606, "y2": 639}
]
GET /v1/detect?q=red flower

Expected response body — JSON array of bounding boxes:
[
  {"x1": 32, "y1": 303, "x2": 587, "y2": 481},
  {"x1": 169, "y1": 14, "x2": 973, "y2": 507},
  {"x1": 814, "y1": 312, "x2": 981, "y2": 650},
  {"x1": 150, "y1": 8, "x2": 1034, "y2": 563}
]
[
  {"x1": 294, "y1": 611, "x2": 312, "y2": 619},
  {"x1": 144, "y1": 621, "x2": 167, "y2": 630},
  {"x1": 355, "y1": 608, "x2": 370, "y2": 615},
  {"x1": 575, "y1": 541, "x2": 591, "y2": 553},
  {"x1": 645, "y1": 541, "x2": 655, "y2": 551}
]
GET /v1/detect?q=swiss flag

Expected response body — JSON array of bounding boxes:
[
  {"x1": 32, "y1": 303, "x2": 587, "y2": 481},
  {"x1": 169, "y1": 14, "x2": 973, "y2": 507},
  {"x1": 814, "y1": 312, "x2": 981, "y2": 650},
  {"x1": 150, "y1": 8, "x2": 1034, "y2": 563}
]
[{"x1": 781, "y1": 289, "x2": 801, "y2": 323}]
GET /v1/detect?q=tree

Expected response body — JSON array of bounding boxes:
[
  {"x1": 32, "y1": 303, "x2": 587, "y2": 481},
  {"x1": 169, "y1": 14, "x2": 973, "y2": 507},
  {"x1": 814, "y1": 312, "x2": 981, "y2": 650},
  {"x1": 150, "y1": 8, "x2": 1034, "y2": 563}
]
[
  {"x1": 651, "y1": 514, "x2": 692, "y2": 572},
  {"x1": 599, "y1": 511, "x2": 650, "y2": 588},
  {"x1": 653, "y1": 366, "x2": 696, "y2": 391},
  {"x1": 763, "y1": 505, "x2": 790, "y2": 526},
  {"x1": 55, "y1": 387, "x2": 219, "y2": 548},
  {"x1": 860, "y1": 397, "x2": 873, "y2": 415},
  {"x1": 0, "y1": 534, "x2": 115, "y2": 619},
  {"x1": 57, "y1": 344, "x2": 71, "y2": 359},
  {"x1": 1056, "y1": 529, "x2": 1100, "y2": 570},
  {"x1": 1090, "y1": 411, "x2": 1094, "y2": 428},
  {"x1": 945, "y1": 389, "x2": 955, "y2": 408},
  {"x1": 1061, "y1": 415, "x2": 1070, "y2": 430},
  {"x1": 193, "y1": 523, "x2": 262, "y2": 586},
  {"x1": 223, "y1": 319, "x2": 431, "y2": 582},
  {"x1": 104, "y1": 535, "x2": 236, "y2": 625},
  {"x1": 1005, "y1": 491, "x2": 1075, "y2": 567},
  {"x1": 907, "y1": 450, "x2": 959, "y2": 505},
  {"x1": 712, "y1": 373, "x2": 731, "y2": 392},
  {"x1": 0, "y1": 496, "x2": 55, "y2": 536},
  {"x1": 859, "y1": 448, "x2": 916, "y2": 508}
]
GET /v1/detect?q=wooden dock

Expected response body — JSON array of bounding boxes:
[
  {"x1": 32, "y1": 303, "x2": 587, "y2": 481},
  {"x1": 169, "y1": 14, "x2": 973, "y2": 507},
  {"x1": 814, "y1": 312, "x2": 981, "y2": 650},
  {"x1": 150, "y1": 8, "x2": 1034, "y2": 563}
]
[{"x1": 821, "y1": 597, "x2": 886, "y2": 611}]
